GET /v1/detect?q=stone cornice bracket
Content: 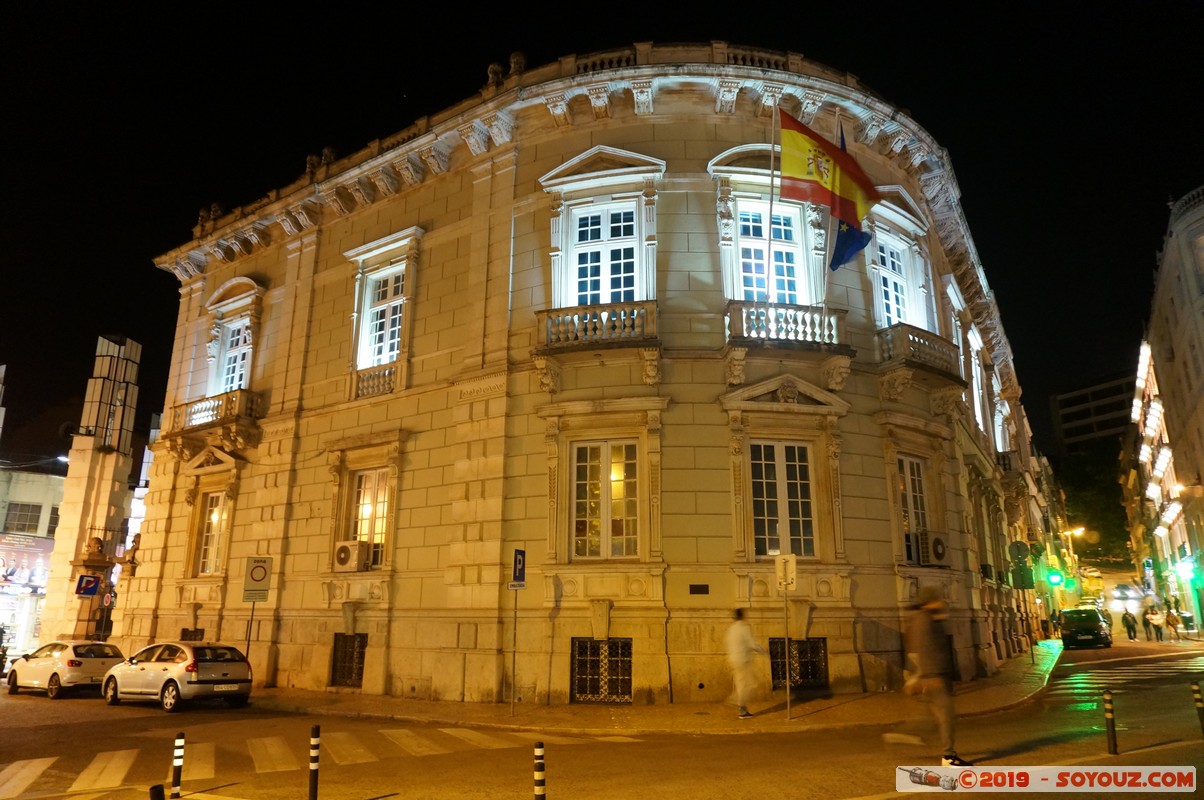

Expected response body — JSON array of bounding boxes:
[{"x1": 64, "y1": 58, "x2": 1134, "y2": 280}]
[
  {"x1": 319, "y1": 185, "x2": 356, "y2": 217},
  {"x1": 586, "y1": 84, "x2": 612, "y2": 119},
  {"x1": 880, "y1": 367, "x2": 913, "y2": 402},
  {"x1": 631, "y1": 79, "x2": 654, "y2": 115},
  {"x1": 905, "y1": 140, "x2": 931, "y2": 170},
  {"x1": 457, "y1": 120, "x2": 491, "y2": 156},
  {"x1": 797, "y1": 90, "x2": 826, "y2": 124},
  {"x1": 245, "y1": 222, "x2": 272, "y2": 249},
  {"x1": 170, "y1": 254, "x2": 206, "y2": 281},
  {"x1": 715, "y1": 79, "x2": 742, "y2": 114},
  {"x1": 532, "y1": 354, "x2": 561, "y2": 394},
  {"x1": 544, "y1": 93, "x2": 571, "y2": 127},
  {"x1": 419, "y1": 141, "x2": 451, "y2": 176},
  {"x1": 346, "y1": 177, "x2": 376, "y2": 209},
  {"x1": 886, "y1": 129, "x2": 911, "y2": 156},
  {"x1": 393, "y1": 154, "x2": 425, "y2": 186},
  {"x1": 725, "y1": 346, "x2": 747, "y2": 386},
  {"x1": 369, "y1": 165, "x2": 400, "y2": 197},
  {"x1": 821, "y1": 355, "x2": 852, "y2": 391},
  {"x1": 483, "y1": 111, "x2": 514, "y2": 146},
  {"x1": 757, "y1": 83, "x2": 786, "y2": 117},
  {"x1": 228, "y1": 232, "x2": 254, "y2": 258},
  {"x1": 210, "y1": 241, "x2": 236, "y2": 263},
  {"x1": 640, "y1": 347, "x2": 662, "y2": 386},
  {"x1": 856, "y1": 112, "x2": 888, "y2": 146}
]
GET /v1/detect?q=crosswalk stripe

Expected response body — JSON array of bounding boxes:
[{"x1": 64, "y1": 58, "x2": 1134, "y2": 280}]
[
  {"x1": 380, "y1": 728, "x2": 453, "y2": 756},
  {"x1": 247, "y1": 736, "x2": 300, "y2": 772},
  {"x1": 437, "y1": 728, "x2": 518, "y2": 749},
  {"x1": 69, "y1": 749, "x2": 138, "y2": 791},
  {"x1": 322, "y1": 731, "x2": 378, "y2": 764},
  {"x1": 508, "y1": 731, "x2": 592, "y2": 746},
  {"x1": 163, "y1": 740, "x2": 216, "y2": 781},
  {"x1": 0, "y1": 757, "x2": 57, "y2": 799}
]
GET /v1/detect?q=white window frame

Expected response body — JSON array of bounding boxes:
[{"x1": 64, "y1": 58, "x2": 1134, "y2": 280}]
[
  {"x1": 539, "y1": 146, "x2": 665, "y2": 312},
  {"x1": 326, "y1": 430, "x2": 406, "y2": 572},
  {"x1": 195, "y1": 490, "x2": 229, "y2": 576},
  {"x1": 538, "y1": 397, "x2": 668, "y2": 565},
  {"x1": 570, "y1": 439, "x2": 640, "y2": 559},
  {"x1": 866, "y1": 202, "x2": 936, "y2": 333},
  {"x1": 733, "y1": 201, "x2": 808, "y2": 305},
  {"x1": 748, "y1": 440, "x2": 816, "y2": 558},
  {"x1": 567, "y1": 202, "x2": 641, "y2": 307},
  {"x1": 896, "y1": 453, "x2": 929, "y2": 565},
  {"x1": 345, "y1": 227, "x2": 424, "y2": 393},
  {"x1": 203, "y1": 277, "x2": 263, "y2": 398}
]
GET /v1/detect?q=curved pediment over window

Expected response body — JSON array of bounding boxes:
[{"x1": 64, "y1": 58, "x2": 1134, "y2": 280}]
[
  {"x1": 871, "y1": 185, "x2": 928, "y2": 234},
  {"x1": 707, "y1": 143, "x2": 777, "y2": 187},
  {"x1": 539, "y1": 145, "x2": 666, "y2": 194},
  {"x1": 205, "y1": 277, "x2": 264, "y2": 316},
  {"x1": 720, "y1": 373, "x2": 851, "y2": 417}
]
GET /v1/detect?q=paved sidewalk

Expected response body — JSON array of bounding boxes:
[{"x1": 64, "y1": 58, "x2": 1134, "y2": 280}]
[{"x1": 251, "y1": 639, "x2": 1065, "y2": 736}]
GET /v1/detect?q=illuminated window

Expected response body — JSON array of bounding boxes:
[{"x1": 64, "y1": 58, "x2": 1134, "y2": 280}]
[
  {"x1": 351, "y1": 467, "x2": 390, "y2": 567},
  {"x1": 346, "y1": 228, "x2": 423, "y2": 398},
  {"x1": 876, "y1": 242, "x2": 908, "y2": 326},
  {"x1": 869, "y1": 224, "x2": 935, "y2": 332},
  {"x1": 219, "y1": 320, "x2": 253, "y2": 393},
  {"x1": 735, "y1": 203, "x2": 804, "y2": 304},
  {"x1": 196, "y1": 492, "x2": 229, "y2": 575},
  {"x1": 362, "y1": 270, "x2": 406, "y2": 367},
  {"x1": 571, "y1": 204, "x2": 638, "y2": 306},
  {"x1": 3, "y1": 502, "x2": 42, "y2": 534},
  {"x1": 572, "y1": 440, "x2": 639, "y2": 559},
  {"x1": 749, "y1": 441, "x2": 815, "y2": 557},
  {"x1": 897, "y1": 455, "x2": 928, "y2": 565}
]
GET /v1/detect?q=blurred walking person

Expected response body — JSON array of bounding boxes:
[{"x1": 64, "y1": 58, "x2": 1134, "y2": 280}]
[
  {"x1": 725, "y1": 608, "x2": 765, "y2": 719},
  {"x1": 905, "y1": 585, "x2": 973, "y2": 767}
]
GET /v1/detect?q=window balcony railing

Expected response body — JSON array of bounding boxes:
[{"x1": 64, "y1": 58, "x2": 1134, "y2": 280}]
[
  {"x1": 166, "y1": 389, "x2": 262, "y2": 433},
  {"x1": 536, "y1": 300, "x2": 658, "y2": 350},
  {"x1": 996, "y1": 450, "x2": 1025, "y2": 474},
  {"x1": 725, "y1": 300, "x2": 847, "y2": 345},
  {"x1": 355, "y1": 363, "x2": 396, "y2": 399},
  {"x1": 876, "y1": 323, "x2": 960, "y2": 378}
]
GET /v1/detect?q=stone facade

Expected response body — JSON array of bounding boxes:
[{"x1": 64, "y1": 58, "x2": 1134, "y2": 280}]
[{"x1": 115, "y1": 42, "x2": 1049, "y2": 704}]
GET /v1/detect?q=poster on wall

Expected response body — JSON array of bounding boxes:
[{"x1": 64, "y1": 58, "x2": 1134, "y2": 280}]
[{"x1": 0, "y1": 532, "x2": 54, "y2": 592}]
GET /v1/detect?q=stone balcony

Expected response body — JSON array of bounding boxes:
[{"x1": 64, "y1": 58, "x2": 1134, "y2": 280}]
[
  {"x1": 162, "y1": 388, "x2": 262, "y2": 451},
  {"x1": 534, "y1": 300, "x2": 659, "y2": 353},
  {"x1": 724, "y1": 300, "x2": 849, "y2": 348},
  {"x1": 875, "y1": 322, "x2": 962, "y2": 385}
]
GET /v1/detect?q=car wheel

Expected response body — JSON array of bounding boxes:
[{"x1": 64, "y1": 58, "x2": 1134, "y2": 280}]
[
  {"x1": 47, "y1": 674, "x2": 63, "y2": 699},
  {"x1": 103, "y1": 677, "x2": 121, "y2": 705},
  {"x1": 226, "y1": 695, "x2": 249, "y2": 708},
  {"x1": 160, "y1": 681, "x2": 181, "y2": 712},
  {"x1": 6, "y1": 672, "x2": 17, "y2": 695}
]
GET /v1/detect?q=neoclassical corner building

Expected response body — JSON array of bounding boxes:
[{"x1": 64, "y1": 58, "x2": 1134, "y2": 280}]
[{"x1": 116, "y1": 42, "x2": 1051, "y2": 704}]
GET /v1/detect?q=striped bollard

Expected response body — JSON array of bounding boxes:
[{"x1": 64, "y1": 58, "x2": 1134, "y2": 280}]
[
  {"x1": 534, "y1": 758, "x2": 546, "y2": 799},
  {"x1": 1192, "y1": 681, "x2": 1204, "y2": 738},
  {"x1": 170, "y1": 731, "x2": 184, "y2": 799},
  {"x1": 1103, "y1": 689, "x2": 1118, "y2": 755},
  {"x1": 309, "y1": 724, "x2": 320, "y2": 800},
  {"x1": 148, "y1": 785, "x2": 166, "y2": 800},
  {"x1": 533, "y1": 741, "x2": 544, "y2": 765}
]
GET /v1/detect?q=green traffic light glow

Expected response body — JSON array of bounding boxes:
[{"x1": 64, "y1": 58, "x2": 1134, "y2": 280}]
[{"x1": 1048, "y1": 571, "x2": 1064, "y2": 585}]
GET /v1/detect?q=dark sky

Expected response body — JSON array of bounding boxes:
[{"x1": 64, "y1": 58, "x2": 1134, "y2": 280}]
[{"x1": 2, "y1": 5, "x2": 1202, "y2": 460}]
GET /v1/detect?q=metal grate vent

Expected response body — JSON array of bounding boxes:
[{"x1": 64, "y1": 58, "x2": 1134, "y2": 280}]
[
  {"x1": 570, "y1": 637, "x2": 632, "y2": 703},
  {"x1": 331, "y1": 633, "x2": 368, "y2": 687},
  {"x1": 769, "y1": 637, "x2": 828, "y2": 690}
]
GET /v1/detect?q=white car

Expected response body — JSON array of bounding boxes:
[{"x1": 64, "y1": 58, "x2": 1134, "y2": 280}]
[
  {"x1": 6, "y1": 641, "x2": 125, "y2": 698},
  {"x1": 102, "y1": 641, "x2": 252, "y2": 712}
]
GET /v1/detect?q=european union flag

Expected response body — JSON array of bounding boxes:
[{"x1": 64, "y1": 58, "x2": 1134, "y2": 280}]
[{"x1": 829, "y1": 219, "x2": 872, "y2": 271}]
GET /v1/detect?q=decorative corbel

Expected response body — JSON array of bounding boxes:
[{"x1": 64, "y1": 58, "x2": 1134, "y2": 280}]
[
  {"x1": 346, "y1": 177, "x2": 376, "y2": 209},
  {"x1": 457, "y1": 120, "x2": 491, "y2": 156},
  {"x1": 821, "y1": 354, "x2": 852, "y2": 391},
  {"x1": 798, "y1": 90, "x2": 825, "y2": 124},
  {"x1": 725, "y1": 346, "x2": 747, "y2": 386},
  {"x1": 640, "y1": 348, "x2": 661, "y2": 386},
  {"x1": 483, "y1": 111, "x2": 514, "y2": 146},
  {"x1": 394, "y1": 154, "x2": 425, "y2": 186},
  {"x1": 758, "y1": 83, "x2": 785, "y2": 117},
  {"x1": 930, "y1": 387, "x2": 963, "y2": 417},
  {"x1": 586, "y1": 84, "x2": 611, "y2": 119},
  {"x1": 880, "y1": 367, "x2": 913, "y2": 402},
  {"x1": 419, "y1": 141, "x2": 450, "y2": 176},
  {"x1": 369, "y1": 166, "x2": 400, "y2": 197},
  {"x1": 715, "y1": 79, "x2": 741, "y2": 114},
  {"x1": 544, "y1": 93, "x2": 571, "y2": 127},
  {"x1": 631, "y1": 79, "x2": 654, "y2": 115},
  {"x1": 532, "y1": 354, "x2": 561, "y2": 394}
]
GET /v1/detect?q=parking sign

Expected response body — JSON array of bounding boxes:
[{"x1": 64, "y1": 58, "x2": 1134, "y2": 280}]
[{"x1": 508, "y1": 549, "x2": 526, "y2": 590}]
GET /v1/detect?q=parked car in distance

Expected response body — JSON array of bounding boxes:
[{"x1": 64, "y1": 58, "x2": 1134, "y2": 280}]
[
  {"x1": 103, "y1": 641, "x2": 252, "y2": 712},
  {"x1": 1060, "y1": 608, "x2": 1113, "y2": 649},
  {"x1": 6, "y1": 641, "x2": 125, "y2": 698}
]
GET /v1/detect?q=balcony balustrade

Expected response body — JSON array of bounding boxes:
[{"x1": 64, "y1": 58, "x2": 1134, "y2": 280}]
[
  {"x1": 725, "y1": 300, "x2": 847, "y2": 346},
  {"x1": 166, "y1": 389, "x2": 261, "y2": 434},
  {"x1": 876, "y1": 323, "x2": 961, "y2": 380},
  {"x1": 535, "y1": 300, "x2": 658, "y2": 351},
  {"x1": 355, "y1": 363, "x2": 396, "y2": 399}
]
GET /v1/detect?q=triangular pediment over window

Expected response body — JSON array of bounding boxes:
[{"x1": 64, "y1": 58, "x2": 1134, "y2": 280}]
[
  {"x1": 539, "y1": 145, "x2": 666, "y2": 193},
  {"x1": 183, "y1": 446, "x2": 240, "y2": 476},
  {"x1": 720, "y1": 374, "x2": 850, "y2": 417}
]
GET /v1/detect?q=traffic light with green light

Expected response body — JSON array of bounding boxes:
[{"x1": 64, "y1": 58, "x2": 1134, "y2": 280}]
[{"x1": 1047, "y1": 570, "x2": 1064, "y2": 586}]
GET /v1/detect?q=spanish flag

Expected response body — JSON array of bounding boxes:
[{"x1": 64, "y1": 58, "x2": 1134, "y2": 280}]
[{"x1": 779, "y1": 110, "x2": 880, "y2": 269}]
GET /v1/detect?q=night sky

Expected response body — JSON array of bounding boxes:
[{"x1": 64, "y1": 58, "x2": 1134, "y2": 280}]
[{"x1": 3, "y1": 5, "x2": 1202, "y2": 461}]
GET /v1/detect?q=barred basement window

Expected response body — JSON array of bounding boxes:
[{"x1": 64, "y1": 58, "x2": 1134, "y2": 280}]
[
  {"x1": 331, "y1": 633, "x2": 368, "y2": 688},
  {"x1": 768, "y1": 637, "x2": 828, "y2": 690},
  {"x1": 570, "y1": 637, "x2": 632, "y2": 703}
]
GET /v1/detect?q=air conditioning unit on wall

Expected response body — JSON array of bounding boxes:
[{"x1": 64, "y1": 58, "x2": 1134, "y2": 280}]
[
  {"x1": 333, "y1": 540, "x2": 371, "y2": 573},
  {"x1": 918, "y1": 531, "x2": 949, "y2": 567}
]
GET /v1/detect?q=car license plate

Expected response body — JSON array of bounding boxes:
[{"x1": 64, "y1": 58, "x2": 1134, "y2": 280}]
[
  {"x1": 213, "y1": 684, "x2": 239, "y2": 691},
  {"x1": 1076, "y1": 634, "x2": 1092, "y2": 640}
]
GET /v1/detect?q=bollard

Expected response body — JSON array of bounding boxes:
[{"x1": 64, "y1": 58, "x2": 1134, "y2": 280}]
[
  {"x1": 533, "y1": 741, "x2": 544, "y2": 765},
  {"x1": 149, "y1": 785, "x2": 166, "y2": 800},
  {"x1": 309, "y1": 724, "x2": 320, "y2": 800},
  {"x1": 170, "y1": 731, "x2": 185, "y2": 799},
  {"x1": 1192, "y1": 681, "x2": 1204, "y2": 739},
  {"x1": 534, "y1": 759, "x2": 546, "y2": 799},
  {"x1": 1103, "y1": 689, "x2": 1118, "y2": 755}
]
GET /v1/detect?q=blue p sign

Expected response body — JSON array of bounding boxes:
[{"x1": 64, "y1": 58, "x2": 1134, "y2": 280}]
[{"x1": 513, "y1": 549, "x2": 526, "y2": 583}]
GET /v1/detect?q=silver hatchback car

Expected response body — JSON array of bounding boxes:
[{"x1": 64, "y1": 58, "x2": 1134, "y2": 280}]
[{"x1": 102, "y1": 641, "x2": 252, "y2": 712}]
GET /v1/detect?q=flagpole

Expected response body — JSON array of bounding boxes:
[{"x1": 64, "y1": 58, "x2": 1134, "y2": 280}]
[{"x1": 769, "y1": 101, "x2": 780, "y2": 326}]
